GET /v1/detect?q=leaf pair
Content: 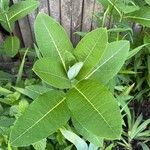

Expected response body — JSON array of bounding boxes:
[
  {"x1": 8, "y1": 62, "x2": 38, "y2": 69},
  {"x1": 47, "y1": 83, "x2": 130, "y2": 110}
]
[
  {"x1": 33, "y1": 13, "x2": 129, "y2": 88},
  {"x1": 0, "y1": 0, "x2": 39, "y2": 32},
  {"x1": 10, "y1": 80, "x2": 122, "y2": 146},
  {"x1": 9, "y1": 13, "x2": 130, "y2": 147}
]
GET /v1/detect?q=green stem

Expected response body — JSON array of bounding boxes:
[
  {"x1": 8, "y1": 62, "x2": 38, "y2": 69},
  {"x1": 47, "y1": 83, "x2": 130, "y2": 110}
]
[
  {"x1": 4, "y1": 13, "x2": 12, "y2": 32},
  {"x1": 102, "y1": 7, "x2": 109, "y2": 28},
  {"x1": 16, "y1": 48, "x2": 29, "y2": 86}
]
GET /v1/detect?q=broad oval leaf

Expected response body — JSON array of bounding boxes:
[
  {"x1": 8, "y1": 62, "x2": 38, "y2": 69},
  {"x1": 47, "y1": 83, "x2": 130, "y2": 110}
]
[
  {"x1": 66, "y1": 80, "x2": 122, "y2": 139},
  {"x1": 74, "y1": 28, "x2": 108, "y2": 80},
  {"x1": 67, "y1": 62, "x2": 83, "y2": 80},
  {"x1": 8, "y1": 0, "x2": 39, "y2": 23},
  {"x1": 3, "y1": 36, "x2": 20, "y2": 57},
  {"x1": 34, "y1": 13, "x2": 74, "y2": 71},
  {"x1": 125, "y1": 6, "x2": 150, "y2": 27},
  {"x1": 85, "y1": 40, "x2": 130, "y2": 84},
  {"x1": 10, "y1": 90, "x2": 70, "y2": 147},
  {"x1": 33, "y1": 58, "x2": 71, "y2": 89}
]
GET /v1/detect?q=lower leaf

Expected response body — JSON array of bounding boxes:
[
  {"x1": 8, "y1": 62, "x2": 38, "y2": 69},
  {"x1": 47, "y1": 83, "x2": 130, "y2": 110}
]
[
  {"x1": 9, "y1": 90, "x2": 70, "y2": 147},
  {"x1": 66, "y1": 80, "x2": 122, "y2": 140}
]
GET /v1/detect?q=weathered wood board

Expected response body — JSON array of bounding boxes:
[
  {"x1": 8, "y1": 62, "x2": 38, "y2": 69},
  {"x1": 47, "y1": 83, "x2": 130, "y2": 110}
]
[{"x1": 0, "y1": 0, "x2": 103, "y2": 47}]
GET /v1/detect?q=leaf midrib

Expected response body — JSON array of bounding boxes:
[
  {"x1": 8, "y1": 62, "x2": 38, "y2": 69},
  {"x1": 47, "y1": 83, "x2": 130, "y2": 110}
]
[
  {"x1": 74, "y1": 86, "x2": 117, "y2": 136},
  {"x1": 11, "y1": 97, "x2": 66, "y2": 144},
  {"x1": 85, "y1": 42, "x2": 128, "y2": 79},
  {"x1": 82, "y1": 30, "x2": 106, "y2": 65},
  {"x1": 41, "y1": 18, "x2": 67, "y2": 72},
  {"x1": 34, "y1": 70, "x2": 69, "y2": 81}
]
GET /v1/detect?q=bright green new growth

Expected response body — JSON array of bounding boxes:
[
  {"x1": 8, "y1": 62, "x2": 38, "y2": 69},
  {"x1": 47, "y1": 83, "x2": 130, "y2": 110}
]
[{"x1": 9, "y1": 13, "x2": 130, "y2": 147}]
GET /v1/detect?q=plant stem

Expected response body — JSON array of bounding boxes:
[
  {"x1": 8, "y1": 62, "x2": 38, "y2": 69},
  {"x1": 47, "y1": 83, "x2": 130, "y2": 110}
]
[{"x1": 16, "y1": 48, "x2": 29, "y2": 86}]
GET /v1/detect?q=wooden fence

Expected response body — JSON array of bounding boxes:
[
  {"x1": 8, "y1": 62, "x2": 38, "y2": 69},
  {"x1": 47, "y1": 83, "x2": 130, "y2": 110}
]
[{"x1": 0, "y1": 0, "x2": 103, "y2": 47}]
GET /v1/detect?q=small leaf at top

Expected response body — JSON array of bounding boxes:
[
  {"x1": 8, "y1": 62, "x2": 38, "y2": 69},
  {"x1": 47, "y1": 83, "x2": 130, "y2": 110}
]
[{"x1": 67, "y1": 62, "x2": 83, "y2": 80}]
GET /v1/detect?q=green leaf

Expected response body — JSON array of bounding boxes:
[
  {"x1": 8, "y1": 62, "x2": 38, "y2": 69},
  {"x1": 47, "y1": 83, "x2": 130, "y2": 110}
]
[
  {"x1": 72, "y1": 118, "x2": 103, "y2": 147},
  {"x1": 0, "y1": 116, "x2": 15, "y2": 127},
  {"x1": 67, "y1": 80, "x2": 122, "y2": 139},
  {"x1": 0, "y1": 70, "x2": 13, "y2": 81},
  {"x1": 60, "y1": 128, "x2": 88, "y2": 150},
  {"x1": 127, "y1": 44, "x2": 146, "y2": 60},
  {"x1": 98, "y1": 0, "x2": 139, "y2": 15},
  {"x1": 86, "y1": 40, "x2": 130, "y2": 84},
  {"x1": 7, "y1": 0, "x2": 39, "y2": 23},
  {"x1": 145, "y1": 0, "x2": 150, "y2": 5},
  {"x1": 3, "y1": 36, "x2": 20, "y2": 57},
  {"x1": 67, "y1": 62, "x2": 83, "y2": 80},
  {"x1": 32, "y1": 139, "x2": 47, "y2": 150},
  {"x1": 88, "y1": 143, "x2": 99, "y2": 150},
  {"x1": 0, "y1": 15, "x2": 15, "y2": 32},
  {"x1": 10, "y1": 90, "x2": 70, "y2": 146},
  {"x1": 97, "y1": 0, "x2": 122, "y2": 16},
  {"x1": 125, "y1": 6, "x2": 150, "y2": 27},
  {"x1": 116, "y1": 2, "x2": 139, "y2": 14},
  {"x1": 14, "y1": 85, "x2": 52, "y2": 99},
  {"x1": 0, "y1": 87, "x2": 12, "y2": 96},
  {"x1": 34, "y1": 13, "x2": 74, "y2": 72},
  {"x1": 139, "y1": 143, "x2": 150, "y2": 150},
  {"x1": 0, "y1": 0, "x2": 9, "y2": 11},
  {"x1": 33, "y1": 58, "x2": 71, "y2": 89},
  {"x1": 144, "y1": 34, "x2": 150, "y2": 52},
  {"x1": 74, "y1": 28, "x2": 108, "y2": 80}
]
